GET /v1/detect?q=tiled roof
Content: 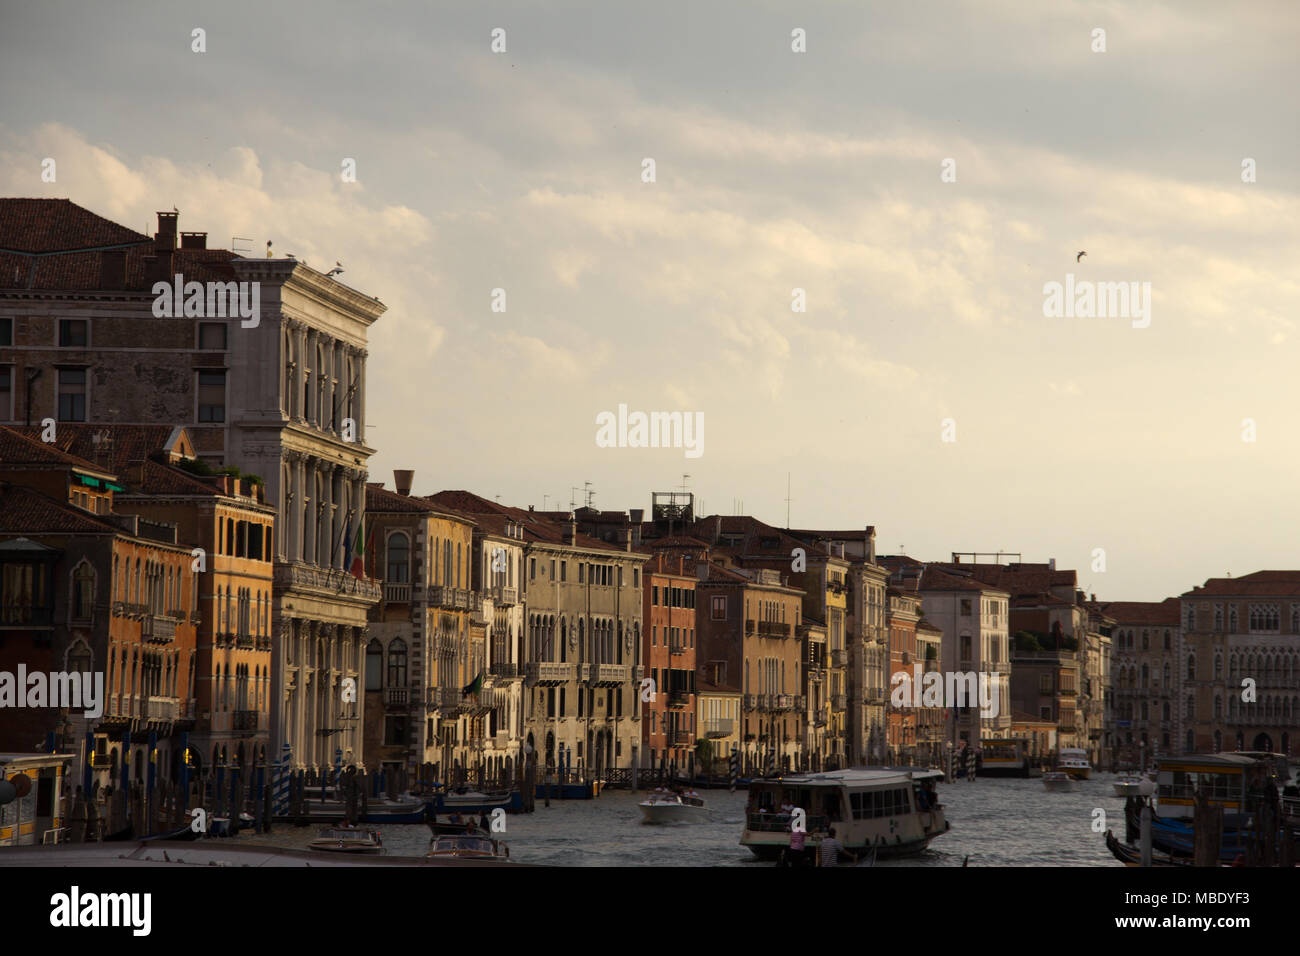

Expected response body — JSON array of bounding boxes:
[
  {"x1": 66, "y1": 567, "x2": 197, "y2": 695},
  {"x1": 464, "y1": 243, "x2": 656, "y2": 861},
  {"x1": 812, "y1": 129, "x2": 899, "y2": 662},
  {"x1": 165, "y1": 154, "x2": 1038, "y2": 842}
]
[
  {"x1": 700, "y1": 514, "x2": 832, "y2": 558},
  {"x1": 427, "y1": 490, "x2": 630, "y2": 554},
  {"x1": 918, "y1": 566, "x2": 1007, "y2": 594},
  {"x1": 1092, "y1": 598, "x2": 1180, "y2": 626},
  {"x1": 135, "y1": 460, "x2": 226, "y2": 496},
  {"x1": 368, "y1": 484, "x2": 455, "y2": 516},
  {"x1": 12, "y1": 423, "x2": 183, "y2": 473},
  {"x1": 0, "y1": 199, "x2": 236, "y2": 291},
  {"x1": 1181, "y1": 572, "x2": 1300, "y2": 598},
  {"x1": 0, "y1": 482, "x2": 119, "y2": 534},
  {"x1": 0, "y1": 425, "x2": 107, "y2": 473}
]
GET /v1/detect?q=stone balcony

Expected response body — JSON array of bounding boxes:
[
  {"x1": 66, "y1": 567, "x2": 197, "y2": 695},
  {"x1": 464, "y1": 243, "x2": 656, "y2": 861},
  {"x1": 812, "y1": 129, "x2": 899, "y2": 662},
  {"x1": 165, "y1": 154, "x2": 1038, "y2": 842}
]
[
  {"x1": 488, "y1": 585, "x2": 518, "y2": 606},
  {"x1": 526, "y1": 662, "x2": 576, "y2": 686},
  {"x1": 141, "y1": 614, "x2": 178, "y2": 644},
  {"x1": 275, "y1": 561, "x2": 381, "y2": 602},
  {"x1": 430, "y1": 586, "x2": 472, "y2": 610}
]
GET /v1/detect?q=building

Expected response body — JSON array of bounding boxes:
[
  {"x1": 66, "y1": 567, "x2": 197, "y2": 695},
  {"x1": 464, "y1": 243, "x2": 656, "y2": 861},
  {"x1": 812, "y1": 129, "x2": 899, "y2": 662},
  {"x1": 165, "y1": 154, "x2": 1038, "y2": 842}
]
[
  {"x1": 641, "y1": 552, "x2": 698, "y2": 774},
  {"x1": 1179, "y1": 572, "x2": 1300, "y2": 757},
  {"x1": 696, "y1": 674, "x2": 741, "y2": 776},
  {"x1": 0, "y1": 427, "x2": 199, "y2": 791},
  {"x1": 0, "y1": 200, "x2": 387, "y2": 774},
  {"x1": 430, "y1": 492, "x2": 648, "y2": 776},
  {"x1": 1092, "y1": 598, "x2": 1181, "y2": 767},
  {"x1": 886, "y1": 585, "x2": 922, "y2": 764}
]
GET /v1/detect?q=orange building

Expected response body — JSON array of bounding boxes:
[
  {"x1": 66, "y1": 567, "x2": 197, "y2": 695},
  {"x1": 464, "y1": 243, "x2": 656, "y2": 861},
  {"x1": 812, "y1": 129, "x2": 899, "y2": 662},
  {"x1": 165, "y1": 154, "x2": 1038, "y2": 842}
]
[{"x1": 641, "y1": 551, "x2": 698, "y2": 774}]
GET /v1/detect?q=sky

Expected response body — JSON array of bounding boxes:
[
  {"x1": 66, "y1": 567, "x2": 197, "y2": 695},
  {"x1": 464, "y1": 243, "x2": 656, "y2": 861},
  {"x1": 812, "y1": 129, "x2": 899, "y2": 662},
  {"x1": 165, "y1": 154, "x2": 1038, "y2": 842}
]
[{"x1": 1, "y1": 0, "x2": 1297, "y2": 601}]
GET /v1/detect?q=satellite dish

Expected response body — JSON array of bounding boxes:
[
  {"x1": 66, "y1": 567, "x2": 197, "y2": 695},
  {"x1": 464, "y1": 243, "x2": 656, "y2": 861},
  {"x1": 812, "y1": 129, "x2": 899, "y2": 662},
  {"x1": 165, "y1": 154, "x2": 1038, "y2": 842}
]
[{"x1": 11, "y1": 773, "x2": 31, "y2": 798}]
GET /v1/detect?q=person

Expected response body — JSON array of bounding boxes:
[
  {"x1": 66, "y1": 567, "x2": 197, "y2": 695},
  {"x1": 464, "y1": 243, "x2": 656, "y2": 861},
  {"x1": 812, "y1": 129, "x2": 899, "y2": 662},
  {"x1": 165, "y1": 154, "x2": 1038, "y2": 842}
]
[
  {"x1": 818, "y1": 827, "x2": 856, "y2": 866},
  {"x1": 479, "y1": 810, "x2": 491, "y2": 832},
  {"x1": 787, "y1": 822, "x2": 807, "y2": 867}
]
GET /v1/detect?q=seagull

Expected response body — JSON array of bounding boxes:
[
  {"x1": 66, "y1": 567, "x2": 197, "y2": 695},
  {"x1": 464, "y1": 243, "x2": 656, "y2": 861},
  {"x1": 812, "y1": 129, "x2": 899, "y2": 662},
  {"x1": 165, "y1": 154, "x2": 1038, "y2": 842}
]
[
  {"x1": 1076, "y1": 251, "x2": 1087, "y2": 262},
  {"x1": 326, "y1": 261, "x2": 344, "y2": 278}
]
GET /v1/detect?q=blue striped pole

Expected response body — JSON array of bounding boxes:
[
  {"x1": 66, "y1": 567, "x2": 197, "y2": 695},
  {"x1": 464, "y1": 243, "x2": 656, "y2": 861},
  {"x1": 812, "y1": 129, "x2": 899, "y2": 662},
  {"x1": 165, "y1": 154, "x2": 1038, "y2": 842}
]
[{"x1": 272, "y1": 743, "x2": 292, "y2": 815}]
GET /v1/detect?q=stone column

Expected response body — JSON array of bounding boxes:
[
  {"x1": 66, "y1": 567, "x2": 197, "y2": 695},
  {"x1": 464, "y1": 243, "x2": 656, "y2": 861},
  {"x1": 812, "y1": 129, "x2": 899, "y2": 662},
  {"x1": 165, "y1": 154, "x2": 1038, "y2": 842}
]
[{"x1": 357, "y1": 348, "x2": 368, "y2": 445}]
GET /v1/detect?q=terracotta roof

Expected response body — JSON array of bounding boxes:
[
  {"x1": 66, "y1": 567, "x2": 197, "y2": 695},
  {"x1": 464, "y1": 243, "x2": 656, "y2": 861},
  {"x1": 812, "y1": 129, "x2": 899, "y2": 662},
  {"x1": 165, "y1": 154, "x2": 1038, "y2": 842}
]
[
  {"x1": 427, "y1": 490, "x2": 631, "y2": 554},
  {"x1": 701, "y1": 514, "x2": 832, "y2": 558},
  {"x1": 1181, "y1": 571, "x2": 1300, "y2": 598},
  {"x1": 918, "y1": 566, "x2": 1007, "y2": 594},
  {"x1": 1092, "y1": 598, "x2": 1180, "y2": 626},
  {"x1": 368, "y1": 484, "x2": 464, "y2": 517},
  {"x1": 134, "y1": 460, "x2": 226, "y2": 496},
  {"x1": 0, "y1": 482, "x2": 119, "y2": 534},
  {"x1": 0, "y1": 425, "x2": 107, "y2": 473},
  {"x1": 1011, "y1": 710, "x2": 1054, "y2": 725},
  {"x1": 12, "y1": 423, "x2": 184, "y2": 473},
  {"x1": 0, "y1": 199, "x2": 237, "y2": 291}
]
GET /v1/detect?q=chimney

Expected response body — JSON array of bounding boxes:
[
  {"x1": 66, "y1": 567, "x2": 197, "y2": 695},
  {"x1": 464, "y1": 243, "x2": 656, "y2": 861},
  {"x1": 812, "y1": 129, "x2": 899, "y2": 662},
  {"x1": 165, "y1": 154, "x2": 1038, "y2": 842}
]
[
  {"x1": 625, "y1": 528, "x2": 633, "y2": 552},
  {"x1": 629, "y1": 508, "x2": 644, "y2": 525},
  {"x1": 155, "y1": 211, "x2": 178, "y2": 252},
  {"x1": 180, "y1": 231, "x2": 207, "y2": 249},
  {"x1": 1049, "y1": 557, "x2": 1056, "y2": 571},
  {"x1": 394, "y1": 469, "x2": 414, "y2": 496},
  {"x1": 99, "y1": 249, "x2": 127, "y2": 290},
  {"x1": 568, "y1": 516, "x2": 578, "y2": 545}
]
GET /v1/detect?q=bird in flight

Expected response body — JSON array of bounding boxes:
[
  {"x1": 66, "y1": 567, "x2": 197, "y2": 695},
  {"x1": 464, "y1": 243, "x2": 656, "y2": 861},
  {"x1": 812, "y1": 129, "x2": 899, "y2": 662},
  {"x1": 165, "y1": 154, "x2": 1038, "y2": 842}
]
[
  {"x1": 326, "y1": 261, "x2": 344, "y2": 278},
  {"x1": 1076, "y1": 251, "x2": 1087, "y2": 262}
]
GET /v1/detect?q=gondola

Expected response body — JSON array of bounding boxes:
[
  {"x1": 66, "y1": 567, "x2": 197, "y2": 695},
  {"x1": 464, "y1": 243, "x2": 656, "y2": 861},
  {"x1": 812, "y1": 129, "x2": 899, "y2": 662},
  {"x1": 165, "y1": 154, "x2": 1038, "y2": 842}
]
[
  {"x1": 140, "y1": 823, "x2": 202, "y2": 842},
  {"x1": 101, "y1": 823, "x2": 134, "y2": 842},
  {"x1": 1104, "y1": 829, "x2": 1192, "y2": 867}
]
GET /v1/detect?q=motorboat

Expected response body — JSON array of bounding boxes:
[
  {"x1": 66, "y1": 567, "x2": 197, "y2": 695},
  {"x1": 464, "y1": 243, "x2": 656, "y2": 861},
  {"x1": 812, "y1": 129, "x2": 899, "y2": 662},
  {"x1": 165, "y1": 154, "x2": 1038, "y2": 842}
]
[
  {"x1": 638, "y1": 790, "x2": 708, "y2": 823},
  {"x1": 1057, "y1": 748, "x2": 1092, "y2": 780},
  {"x1": 741, "y1": 767, "x2": 949, "y2": 860},
  {"x1": 308, "y1": 825, "x2": 384, "y2": 855},
  {"x1": 1042, "y1": 772, "x2": 1076, "y2": 792},
  {"x1": 426, "y1": 833, "x2": 511, "y2": 861},
  {"x1": 427, "y1": 787, "x2": 521, "y2": 815},
  {"x1": 1112, "y1": 775, "x2": 1146, "y2": 797}
]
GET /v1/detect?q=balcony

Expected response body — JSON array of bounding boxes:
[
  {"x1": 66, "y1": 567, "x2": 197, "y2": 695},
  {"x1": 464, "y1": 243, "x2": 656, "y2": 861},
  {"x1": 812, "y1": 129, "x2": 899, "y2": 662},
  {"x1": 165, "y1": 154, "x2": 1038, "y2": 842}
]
[
  {"x1": 145, "y1": 696, "x2": 179, "y2": 722},
  {"x1": 669, "y1": 642, "x2": 687, "y2": 656},
  {"x1": 141, "y1": 614, "x2": 178, "y2": 644},
  {"x1": 90, "y1": 752, "x2": 115, "y2": 769},
  {"x1": 430, "y1": 586, "x2": 472, "y2": 610},
  {"x1": 672, "y1": 730, "x2": 693, "y2": 746},
  {"x1": 773, "y1": 694, "x2": 793, "y2": 711},
  {"x1": 668, "y1": 690, "x2": 689, "y2": 707},
  {"x1": 232, "y1": 710, "x2": 263, "y2": 733},
  {"x1": 831, "y1": 694, "x2": 847, "y2": 711},
  {"x1": 526, "y1": 662, "x2": 575, "y2": 686},
  {"x1": 490, "y1": 661, "x2": 521, "y2": 680},
  {"x1": 274, "y1": 561, "x2": 381, "y2": 602},
  {"x1": 586, "y1": 664, "x2": 629, "y2": 686},
  {"x1": 758, "y1": 621, "x2": 791, "y2": 638},
  {"x1": 435, "y1": 687, "x2": 463, "y2": 714},
  {"x1": 743, "y1": 694, "x2": 758, "y2": 711},
  {"x1": 705, "y1": 719, "x2": 734, "y2": 738},
  {"x1": 386, "y1": 687, "x2": 410, "y2": 707},
  {"x1": 830, "y1": 649, "x2": 848, "y2": 667},
  {"x1": 631, "y1": 665, "x2": 645, "y2": 683},
  {"x1": 805, "y1": 667, "x2": 826, "y2": 682},
  {"x1": 384, "y1": 582, "x2": 411, "y2": 604},
  {"x1": 488, "y1": 585, "x2": 518, "y2": 606},
  {"x1": 235, "y1": 633, "x2": 255, "y2": 649}
]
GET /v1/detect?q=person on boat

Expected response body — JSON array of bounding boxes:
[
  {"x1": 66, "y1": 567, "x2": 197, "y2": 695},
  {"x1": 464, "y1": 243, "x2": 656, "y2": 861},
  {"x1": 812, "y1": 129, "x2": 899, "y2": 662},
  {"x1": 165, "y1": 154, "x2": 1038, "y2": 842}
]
[
  {"x1": 787, "y1": 821, "x2": 807, "y2": 867},
  {"x1": 479, "y1": 811, "x2": 491, "y2": 832},
  {"x1": 818, "y1": 827, "x2": 856, "y2": 866}
]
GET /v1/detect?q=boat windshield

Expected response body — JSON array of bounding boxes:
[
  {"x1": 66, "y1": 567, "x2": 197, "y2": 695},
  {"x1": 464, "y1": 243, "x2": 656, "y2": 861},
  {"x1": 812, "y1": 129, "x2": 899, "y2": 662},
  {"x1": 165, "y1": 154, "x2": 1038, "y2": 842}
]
[{"x1": 436, "y1": 837, "x2": 493, "y2": 852}]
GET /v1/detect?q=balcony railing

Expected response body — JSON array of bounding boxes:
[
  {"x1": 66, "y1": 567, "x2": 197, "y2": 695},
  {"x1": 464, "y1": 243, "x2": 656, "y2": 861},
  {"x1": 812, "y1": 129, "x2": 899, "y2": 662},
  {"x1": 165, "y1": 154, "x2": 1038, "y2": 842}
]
[
  {"x1": 668, "y1": 690, "x2": 689, "y2": 707},
  {"x1": 830, "y1": 649, "x2": 848, "y2": 667},
  {"x1": 386, "y1": 687, "x2": 409, "y2": 706},
  {"x1": 232, "y1": 710, "x2": 262, "y2": 732},
  {"x1": 743, "y1": 694, "x2": 758, "y2": 711},
  {"x1": 490, "y1": 661, "x2": 521, "y2": 679},
  {"x1": 141, "y1": 614, "x2": 178, "y2": 644},
  {"x1": 586, "y1": 664, "x2": 629, "y2": 686},
  {"x1": 745, "y1": 619, "x2": 756, "y2": 635},
  {"x1": 526, "y1": 662, "x2": 575, "y2": 686},
  {"x1": 774, "y1": 694, "x2": 793, "y2": 711},
  {"x1": 758, "y1": 621, "x2": 791, "y2": 638},
  {"x1": 384, "y1": 582, "x2": 411, "y2": 603},
  {"x1": 430, "y1": 586, "x2": 472, "y2": 609},
  {"x1": 669, "y1": 642, "x2": 687, "y2": 656},
  {"x1": 146, "y1": 696, "x2": 179, "y2": 722},
  {"x1": 436, "y1": 687, "x2": 462, "y2": 712},
  {"x1": 705, "y1": 719, "x2": 735, "y2": 738},
  {"x1": 672, "y1": 730, "x2": 693, "y2": 745},
  {"x1": 831, "y1": 694, "x2": 847, "y2": 710},
  {"x1": 274, "y1": 561, "x2": 381, "y2": 602},
  {"x1": 489, "y1": 585, "x2": 518, "y2": 606}
]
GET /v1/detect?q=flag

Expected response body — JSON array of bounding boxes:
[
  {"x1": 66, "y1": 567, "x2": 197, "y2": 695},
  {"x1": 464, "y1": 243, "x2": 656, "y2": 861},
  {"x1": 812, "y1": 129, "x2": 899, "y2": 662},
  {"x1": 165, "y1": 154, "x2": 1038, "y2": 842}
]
[
  {"x1": 461, "y1": 670, "x2": 484, "y2": 698},
  {"x1": 348, "y1": 516, "x2": 370, "y2": 579}
]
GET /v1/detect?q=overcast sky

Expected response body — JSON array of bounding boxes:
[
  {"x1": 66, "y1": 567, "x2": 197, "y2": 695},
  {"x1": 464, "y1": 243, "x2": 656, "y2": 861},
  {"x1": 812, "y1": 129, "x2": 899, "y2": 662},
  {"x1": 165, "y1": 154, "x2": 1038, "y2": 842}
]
[{"x1": 2, "y1": 0, "x2": 1297, "y2": 601}]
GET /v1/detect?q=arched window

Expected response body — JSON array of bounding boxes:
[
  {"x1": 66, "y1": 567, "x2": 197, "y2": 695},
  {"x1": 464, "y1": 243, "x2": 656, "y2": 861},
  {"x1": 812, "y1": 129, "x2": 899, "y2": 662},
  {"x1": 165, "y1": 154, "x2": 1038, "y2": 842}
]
[
  {"x1": 388, "y1": 638, "x2": 407, "y2": 688},
  {"x1": 72, "y1": 562, "x2": 95, "y2": 620},
  {"x1": 387, "y1": 532, "x2": 410, "y2": 584}
]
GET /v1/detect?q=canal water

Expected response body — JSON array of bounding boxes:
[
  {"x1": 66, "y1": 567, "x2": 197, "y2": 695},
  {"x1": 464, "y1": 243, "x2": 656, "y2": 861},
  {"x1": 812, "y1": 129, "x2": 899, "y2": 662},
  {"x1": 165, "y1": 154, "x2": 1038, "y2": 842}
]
[{"x1": 242, "y1": 773, "x2": 1129, "y2": 865}]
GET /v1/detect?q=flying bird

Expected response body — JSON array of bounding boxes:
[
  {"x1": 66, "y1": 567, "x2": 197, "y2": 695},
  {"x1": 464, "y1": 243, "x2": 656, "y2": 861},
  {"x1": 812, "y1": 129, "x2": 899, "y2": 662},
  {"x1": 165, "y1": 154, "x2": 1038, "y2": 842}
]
[
  {"x1": 1076, "y1": 251, "x2": 1087, "y2": 262},
  {"x1": 326, "y1": 261, "x2": 344, "y2": 278}
]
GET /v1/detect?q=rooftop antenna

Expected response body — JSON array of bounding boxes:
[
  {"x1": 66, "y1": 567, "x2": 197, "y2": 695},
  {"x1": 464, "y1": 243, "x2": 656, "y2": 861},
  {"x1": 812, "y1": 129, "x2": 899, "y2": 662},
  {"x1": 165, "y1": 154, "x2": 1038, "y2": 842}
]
[
  {"x1": 583, "y1": 481, "x2": 593, "y2": 508},
  {"x1": 569, "y1": 486, "x2": 580, "y2": 510},
  {"x1": 680, "y1": 473, "x2": 691, "y2": 494},
  {"x1": 231, "y1": 237, "x2": 253, "y2": 256},
  {"x1": 543, "y1": 495, "x2": 549, "y2": 510}
]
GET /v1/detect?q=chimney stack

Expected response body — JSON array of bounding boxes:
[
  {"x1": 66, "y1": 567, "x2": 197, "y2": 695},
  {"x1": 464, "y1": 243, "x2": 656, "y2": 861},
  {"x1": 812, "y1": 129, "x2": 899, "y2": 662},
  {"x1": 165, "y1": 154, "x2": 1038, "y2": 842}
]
[
  {"x1": 155, "y1": 211, "x2": 178, "y2": 252},
  {"x1": 394, "y1": 470, "x2": 414, "y2": 496},
  {"x1": 568, "y1": 515, "x2": 578, "y2": 545},
  {"x1": 180, "y1": 231, "x2": 207, "y2": 249}
]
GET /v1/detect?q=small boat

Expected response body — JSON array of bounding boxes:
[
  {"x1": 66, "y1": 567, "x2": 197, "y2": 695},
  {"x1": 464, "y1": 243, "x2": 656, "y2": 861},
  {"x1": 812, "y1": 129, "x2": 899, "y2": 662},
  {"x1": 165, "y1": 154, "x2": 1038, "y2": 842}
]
[
  {"x1": 1057, "y1": 748, "x2": 1092, "y2": 780},
  {"x1": 308, "y1": 825, "x2": 384, "y2": 854},
  {"x1": 1104, "y1": 829, "x2": 1192, "y2": 867},
  {"x1": 427, "y1": 787, "x2": 521, "y2": 815},
  {"x1": 426, "y1": 833, "x2": 511, "y2": 861},
  {"x1": 140, "y1": 823, "x2": 202, "y2": 842},
  {"x1": 297, "y1": 796, "x2": 428, "y2": 824},
  {"x1": 208, "y1": 812, "x2": 255, "y2": 837},
  {"x1": 1112, "y1": 775, "x2": 1146, "y2": 797},
  {"x1": 638, "y1": 790, "x2": 708, "y2": 824},
  {"x1": 1042, "y1": 772, "x2": 1076, "y2": 792}
]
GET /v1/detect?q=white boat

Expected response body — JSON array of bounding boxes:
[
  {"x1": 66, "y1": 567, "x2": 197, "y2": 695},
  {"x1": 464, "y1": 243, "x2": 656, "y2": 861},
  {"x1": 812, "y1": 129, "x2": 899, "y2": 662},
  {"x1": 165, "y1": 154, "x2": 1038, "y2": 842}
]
[
  {"x1": 638, "y1": 790, "x2": 708, "y2": 824},
  {"x1": 1042, "y1": 772, "x2": 1075, "y2": 792},
  {"x1": 308, "y1": 825, "x2": 385, "y2": 854},
  {"x1": 1112, "y1": 775, "x2": 1145, "y2": 797},
  {"x1": 427, "y1": 833, "x2": 511, "y2": 861},
  {"x1": 741, "y1": 767, "x2": 949, "y2": 860},
  {"x1": 1057, "y1": 748, "x2": 1092, "y2": 780}
]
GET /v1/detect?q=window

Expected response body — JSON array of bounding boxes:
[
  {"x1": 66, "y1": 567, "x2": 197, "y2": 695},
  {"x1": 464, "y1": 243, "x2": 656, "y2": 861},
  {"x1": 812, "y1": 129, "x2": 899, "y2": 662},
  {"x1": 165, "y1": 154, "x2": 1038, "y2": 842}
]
[
  {"x1": 530, "y1": 558, "x2": 536, "y2": 580},
  {"x1": 199, "y1": 322, "x2": 227, "y2": 350},
  {"x1": 198, "y1": 370, "x2": 227, "y2": 422},
  {"x1": 57, "y1": 368, "x2": 87, "y2": 421},
  {"x1": 0, "y1": 318, "x2": 11, "y2": 346},
  {"x1": 960, "y1": 599, "x2": 972, "y2": 616},
  {"x1": 560, "y1": 561, "x2": 567, "y2": 582},
  {"x1": 711, "y1": 595, "x2": 726, "y2": 620},
  {"x1": 0, "y1": 365, "x2": 10, "y2": 420},
  {"x1": 59, "y1": 319, "x2": 88, "y2": 347},
  {"x1": 72, "y1": 564, "x2": 94, "y2": 620},
  {"x1": 387, "y1": 533, "x2": 410, "y2": 583},
  {"x1": 364, "y1": 640, "x2": 383, "y2": 690},
  {"x1": 384, "y1": 716, "x2": 407, "y2": 746},
  {"x1": 652, "y1": 586, "x2": 659, "y2": 606},
  {"x1": 387, "y1": 638, "x2": 408, "y2": 688}
]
